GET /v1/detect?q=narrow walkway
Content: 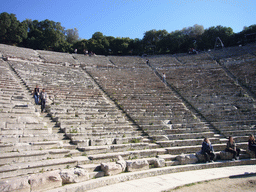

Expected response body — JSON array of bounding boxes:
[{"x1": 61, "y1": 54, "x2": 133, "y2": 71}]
[{"x1": 87, "y1": 164, "x2": 256, "y2": 192}]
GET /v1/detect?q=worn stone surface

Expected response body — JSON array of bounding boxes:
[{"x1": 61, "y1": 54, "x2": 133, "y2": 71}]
[
  {"x1": 126, "y1": 159, "x2": 149, "y2": 172},
  {"x1": 29, "y1": 170, "x2": 62, "y2": 192},
  {"x1": 116, "y1": 155, "x2": 126, "y2": 171},
  {"x1": 176, "y1": 153, "x2": 198, "y2": 165},
  {"x1": 0, "y1": 176, "x2": 30, "y2": 192},
  {"x1": 59, "y1": 168, "x2": 89, "y2": 184},
  {"x1": 220, "y1": 151, "x2": 233, "y2": 160},
  {"x1": 246, "y1": 149, "x2": 255, "y2": 158},
  {"x1": 196, "y1": 152, "x2": 206, "y2": 162},
  {"x1": 101, "y1": 162, "x2": 123, "y2": 176},
  {"x1": 153, "y1": 157, "x2": 165, "y2": 168}
]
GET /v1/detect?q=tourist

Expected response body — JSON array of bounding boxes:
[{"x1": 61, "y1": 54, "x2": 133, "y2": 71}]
[
  {"x1": 225, "y1": 136, "x2": 240, "y2": 160},
  {"x1": 201, "y1": 137, "x2": 215, "y2": 163},
  {"x1": 74, "y1": 49, "x2": 77, "y2": 54},
  {"x1": 146, "y1": 59, "x2": 149, "y2": 64},
  {"x1": 162, "y1": 73, "x2": 166, "y2": 83},
  {"x1": 40, "y1": 88, "x2": 47, "y2": 113},
  {"x1": 33, "y1": 85, "x2": 40, "y2": 105},
  {"x1": 248, "y1": 134, "x2": 256, "y2": 157}
]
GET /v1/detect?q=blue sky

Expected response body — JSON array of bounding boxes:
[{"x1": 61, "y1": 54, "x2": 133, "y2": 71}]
[{"x1": 1, "y1": 0, "x2": 255, "y2": 40}]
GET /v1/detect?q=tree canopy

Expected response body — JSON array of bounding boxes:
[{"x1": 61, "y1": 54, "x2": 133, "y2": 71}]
[
  {"x1": 0, "y1": 12, "x2": 27, "y2": 45},
  {"x1": 0, "y1": 12, "x2": 255, "y2": 55}
]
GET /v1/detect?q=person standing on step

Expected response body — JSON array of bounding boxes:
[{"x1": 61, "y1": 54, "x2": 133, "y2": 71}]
[
  {"x1": 40, "y1": 88, "x2": 47, "y2": 113},
  {"x1": 201, "y1": 137, "x2": 215, "y2": 163},
  {"x1": 162, "y1": 73, "x2": 166, "y2": 84},
  {"x1": 248, "y1": 134, "x2": 256, "y2": 157},
  {"x1": 33, "y1": 85, "x2": 40, "y2": 105},
  {"x1": 225, "y1": 136, "x2": 240, "y2": 160}
]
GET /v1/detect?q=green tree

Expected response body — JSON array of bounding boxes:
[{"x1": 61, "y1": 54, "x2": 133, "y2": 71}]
[
  {"x1": 143, "y1": 29, "x2": 168, "y2": 54},
  {"x1": 65, "y1": 28, "x2": 80, "y2": 44},
  {"x1": 198, "y1": 25, "x2": 233, "y2": 50},
  {"x1": 0, "y1": 12, "x2": 27, "y2": 45},
  {"x1": 73, "y1": 39, "x2": 88, "y2": 54},
  {"x1": 25, "y1": 19, "x2": 67, "y2": 51},
  {"x1": 236, "y1": 24, "x2": 256, "y2": 44},
  {"x1": 110, "y1": 37, "x2": 131, "y2": 55},
  {"x1": 158, "y1": 30, "x2": 187, "y2": 54},
  {"x1": 88, "y1": 32, "x2": 109, "y2": 54},
  {"x1": 128, "y1": 38, "x2": 143, "y2": 55}
]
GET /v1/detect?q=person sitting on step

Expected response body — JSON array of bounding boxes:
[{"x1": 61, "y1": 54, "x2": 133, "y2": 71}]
[
  {"x1": 201, "y1": 137, "x2": 215, "y2": 163},
  {"x1": 248, "y1": 134, "x2": 256, "y2": 157},
  {"x1": 225, "y1": 136, "x2": 240, "y2": 160}
]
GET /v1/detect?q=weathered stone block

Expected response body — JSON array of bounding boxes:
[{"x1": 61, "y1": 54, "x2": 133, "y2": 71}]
[
  {"x1": 126, "y1": 159, "x2": 149, "y2": 172},
  {"x1": 219, "y1": 151, "x2": 233, "y2": 160},
  {"x1": 59, "y1": 168, "x2": 89, "y2": 184},
  {"x1": 116, "y1": 155, "x2": 126, "y2": 171},
  {"x1": 17, "y1": 116, "x2": 39, "y2": 124},
  {"x1": 246, "y1": 149, "x2": 256, "y2": 158},
  {"x1": 196, "y1": 152, "x2": 206, "y2": 162},
  {"x1": 176, "y1": 153, "x2": 198, "y2": 165},
  {"x1": 75, "y1": 140, "x2": 90, "y2": 148},
  {"x1": 153, "y1": 157, "x2": 165, "y2": 168},
  {"x1": 0, "y1": 176, "x2": 30, "y2": 192},
  {"x1": 29, "y1": 170, "x2": 62, "y2": 192},
  {"x1": 101, "y1": 162, "x2": 123, "y2": 176}
]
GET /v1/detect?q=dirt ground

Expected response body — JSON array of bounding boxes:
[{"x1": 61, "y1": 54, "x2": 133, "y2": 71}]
[{"x1": 168, "y1": 175, "x2": 256, "y2": 192}]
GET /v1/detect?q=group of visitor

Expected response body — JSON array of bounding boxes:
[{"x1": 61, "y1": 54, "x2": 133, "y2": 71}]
[
  {"x1": 33, "y1": 85, "x2": 47, "y2": 113},
  {"x1": 201, "y1": 135, "x2": 256, "y2": 163},
  {"x1": 74, "y1": 48, "x2": 95, "y2": 56}
]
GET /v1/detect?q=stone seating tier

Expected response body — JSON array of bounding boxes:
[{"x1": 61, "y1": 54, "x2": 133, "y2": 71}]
[
  {"x1": 156, "y1": 137, "x2": 224, "y2": 147},
  {"x1": 0, "y1": 44, "x2": 40, "y2": 61},
  {"x1": 1, "y1": 44, "x2": 256, "y2": 190}
]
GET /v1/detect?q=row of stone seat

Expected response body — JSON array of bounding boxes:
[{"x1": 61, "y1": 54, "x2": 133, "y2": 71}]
[
  {"x1": 0, "y1": 44, "x2": 255, "y2": 191},
  {"x1": 209, "y1": 44, "x2": 252, "y2": 59},
  {"x1": 219, "y1": 54, "x2": 256, "y2": 95},
  {"x1": 0, "y1": 60, "x2": 60, "y2": 148},
  {"x1": 0, "y1": 57, "x2": 93, "y2": 182},
  {"x1": 85, "y1": 56, "x2": 216, "y2": 144},
  {"x1": 0, "y1": 44, "x2": 40, "y2": 62},
  {"x1": 0, "y1": 58, "x2": 86, "y2": 181},
  {"x1": 36, "y1": 50, "x2": 78, "y2": 65},
  {"x1": 8, "y1": 57, "x2": 144, "y2": 150},
  {"x1": 147, "y1": 47, "x2": 256, "y2": 142}
]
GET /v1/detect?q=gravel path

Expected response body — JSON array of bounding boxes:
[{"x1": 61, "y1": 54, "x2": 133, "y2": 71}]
[{"x1": 169, "y1": 175, "x2": 256, "y2": 192}]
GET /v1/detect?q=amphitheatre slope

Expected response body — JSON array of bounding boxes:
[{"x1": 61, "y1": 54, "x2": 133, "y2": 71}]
[{"x1": 0, "y1": 43, "x2": 255, "y2": 191}]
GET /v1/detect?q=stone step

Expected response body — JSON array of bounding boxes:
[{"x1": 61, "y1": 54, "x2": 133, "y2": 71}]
[
  {"x1": 165, "y1": 142, "x2": 248, "y2": 155},
  {"x1": 167, "y1": 131, "x2": 215, "y2": 140},
  {"x1": 221, "y1": 130, "x2": 256, "y2": 137},
  {"x1": 88, "y1": 148, "x2": 167, "y2": 163},
  {"x1": 151, "y1": 131, "x2": 215, "y2": 141},
  {"x1": 156, "y1": 137, "x2": 222, "y2": 147},
  {"x1": 63, "y1": 144, "x2": 77, "y2": 150},
  {"x1": 1, "y1": 127, "x2": 52, "y2": 135},
  {"x1": 164, "y1": 127, "x2": 211, "y2": 134},
  {"x1": 62, "y1": 126, "x2": 135, "y2": 134},
  {"x1": 0, "y1": 156, "x2": 90, "y2": 179},
  {"x1": 46, "y1": 159, "x2": 256, "y2": 192},
  {"x1": 157, "y1": 154, "x2": 177, "y2": 161},
  {"x1": 0, "y1": 148, "x2": 76, "y2": 165},
  {"x1": 67, "y1": 131, "x2": 140, "y2": 143},
  {"x1": 78, "y1": 143, "x2": 158, "y2": 155},
  {"x1": 0, "y1": 134, "x2": 58, "y2": 145},
  {"x1": 0, "y1": 137, "x2": 63, "y2": 152},
  {"x1": 78, "y1": 164, "x2": 101, "y2": 172}
]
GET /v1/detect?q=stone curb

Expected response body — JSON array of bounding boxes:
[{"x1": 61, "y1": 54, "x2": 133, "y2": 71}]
[{"x1": 47, "y1": 159, "x2": 256, "y2": 192}]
